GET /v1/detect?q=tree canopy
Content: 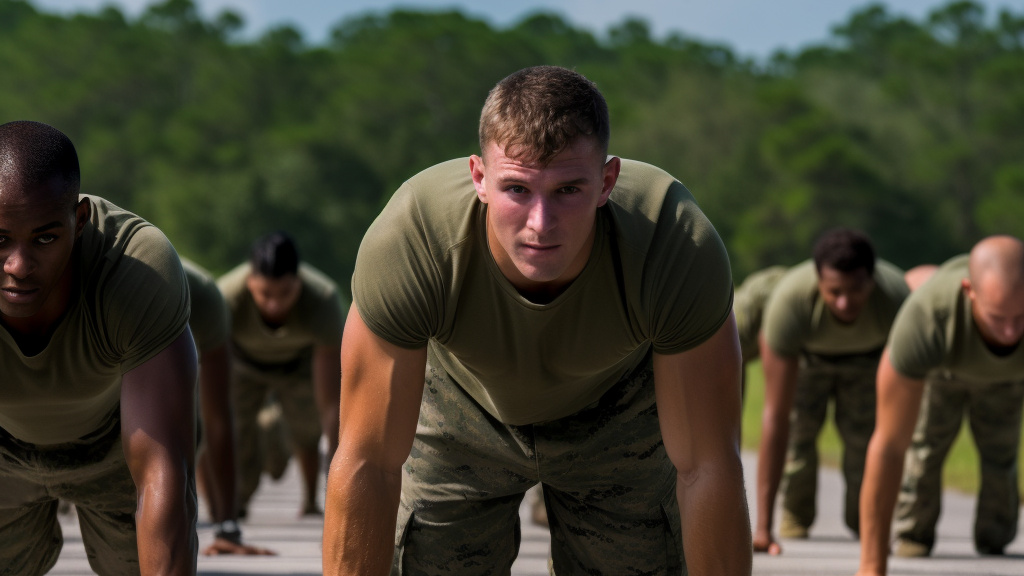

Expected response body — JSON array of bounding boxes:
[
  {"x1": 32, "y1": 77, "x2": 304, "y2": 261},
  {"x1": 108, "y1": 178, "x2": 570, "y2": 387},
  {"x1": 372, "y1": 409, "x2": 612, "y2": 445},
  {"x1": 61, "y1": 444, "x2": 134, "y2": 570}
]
[{"x1": 2, "y1": 0, "x2": 1021, "y2": 290}]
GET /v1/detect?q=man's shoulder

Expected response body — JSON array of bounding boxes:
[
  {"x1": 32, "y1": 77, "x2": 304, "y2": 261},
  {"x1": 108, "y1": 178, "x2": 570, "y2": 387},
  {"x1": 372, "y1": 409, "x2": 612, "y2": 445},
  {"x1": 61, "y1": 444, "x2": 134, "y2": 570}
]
[
  {"x1": 182, "y1": 258, "x2": 226, "y2": 311},
  {"x1": 604, "y1": 158, "x2": 720, "y2": 259},
  {"x1": 298, "y1": 263, "x2": 341, "y2": 301},
  {"x1": 768, "y1": 261, "x2": 817, "y2": 305},
  {"x1": 902, "y1": 254, "x2": 967, "y2": 317},
  {"x1": 873, "y1": 259, "x2": 911, "y2": 302},
  {"x1": 605, "y1": 158, "x2": 685, "y2": 218},
  {"x1": 216, "y1": 262, "x2": 251, "y2": 302},
  {"x1": 368, "y1": 158, "x2": 478, "y2": 257},
  {"x1": 79, "y1": 195, "x2": 180, "y2": 285}
]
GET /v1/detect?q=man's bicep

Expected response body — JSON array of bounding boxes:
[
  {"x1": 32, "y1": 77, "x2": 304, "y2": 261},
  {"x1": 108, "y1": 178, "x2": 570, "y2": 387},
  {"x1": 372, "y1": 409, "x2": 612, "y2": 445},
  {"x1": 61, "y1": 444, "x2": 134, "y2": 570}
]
[
  {"x1": 653, "y1": 314, "x2": 742, "y2": 474},
  {"x1": 338, "y1": 304, "x2": 426, "y2": 471},
  {"x1": 121, "y1": 329, "x2": 198, "y2": 473}
]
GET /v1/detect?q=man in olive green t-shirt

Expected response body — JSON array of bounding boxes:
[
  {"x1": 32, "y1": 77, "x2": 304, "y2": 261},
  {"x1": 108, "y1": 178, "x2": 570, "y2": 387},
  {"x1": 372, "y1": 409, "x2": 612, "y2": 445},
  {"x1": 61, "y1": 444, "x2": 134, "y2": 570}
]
[
  {"x1": 754, "y1": 228, "x2": 909, "y2": 555},
  {"x1": 857, "y1": 236, "x2": 1024, "y2": 576},
  {"x1": 0, "y1": 121, "x2": 198, "y2": 574},
  {"x1": 218, "y1": 232, "x2": 344, "y2": 517},
  {"x1": 322, "y1": 66, "x2": 751, "y2": 575},
  {"x1": 183, "y1": 259, "x2": 273, "y2": 557}
]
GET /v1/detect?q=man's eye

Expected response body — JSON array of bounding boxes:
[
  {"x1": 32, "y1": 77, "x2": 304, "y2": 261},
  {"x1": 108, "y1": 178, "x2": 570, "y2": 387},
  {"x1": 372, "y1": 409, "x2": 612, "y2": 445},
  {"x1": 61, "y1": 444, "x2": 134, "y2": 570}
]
[
  {"x1": 508, "y1": 185, "x2": 526, "y2": 194},
  {"x1": 36, "y1": 234, "x2": 58, "y2": 245},
  {"x1": 558, "y1": 186, "x2": 579, "y2": 194}
]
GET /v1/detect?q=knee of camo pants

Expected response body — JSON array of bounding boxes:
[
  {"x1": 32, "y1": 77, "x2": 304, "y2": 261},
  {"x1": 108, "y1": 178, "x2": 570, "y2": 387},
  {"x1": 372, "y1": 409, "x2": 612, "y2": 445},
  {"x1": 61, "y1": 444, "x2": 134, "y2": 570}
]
[{"x1": 394, "y1": 360, "x2": 685, "y2": 575}]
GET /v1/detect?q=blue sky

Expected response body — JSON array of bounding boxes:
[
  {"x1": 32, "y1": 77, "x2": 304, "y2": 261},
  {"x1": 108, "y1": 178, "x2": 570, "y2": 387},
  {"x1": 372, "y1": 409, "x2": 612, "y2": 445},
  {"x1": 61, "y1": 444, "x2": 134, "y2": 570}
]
[{"x1": 32, "y1": 0, "x2": 1022, "y2": 58}]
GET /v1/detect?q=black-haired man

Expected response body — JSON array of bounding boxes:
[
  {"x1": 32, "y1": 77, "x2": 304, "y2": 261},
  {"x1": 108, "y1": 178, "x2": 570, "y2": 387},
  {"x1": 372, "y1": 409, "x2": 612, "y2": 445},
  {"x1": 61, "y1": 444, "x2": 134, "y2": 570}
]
[
  {"x1": 0, "y1": 121, "x2": 197, "y2": 574},
  {"x1": 218, "y1": 232, "x2": 345, "y2": 517},
  {"x1": 754, "y1": 228, "x2": 909, "y2": 554}
]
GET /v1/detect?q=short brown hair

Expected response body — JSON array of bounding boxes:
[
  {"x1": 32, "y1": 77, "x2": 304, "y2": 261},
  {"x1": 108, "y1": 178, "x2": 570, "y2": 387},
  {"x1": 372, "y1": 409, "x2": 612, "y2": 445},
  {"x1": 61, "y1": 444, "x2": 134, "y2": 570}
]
[{"x1": 479, "y1": 66, "x2": 610, "y2": 165}]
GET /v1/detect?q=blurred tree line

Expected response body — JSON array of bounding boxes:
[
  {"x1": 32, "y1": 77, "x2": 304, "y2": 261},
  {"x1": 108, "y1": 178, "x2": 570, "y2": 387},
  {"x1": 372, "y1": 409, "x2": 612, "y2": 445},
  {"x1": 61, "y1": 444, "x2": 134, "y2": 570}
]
[{"x1": 1, "y1": 0, "x2": 1021, "y2": 292}]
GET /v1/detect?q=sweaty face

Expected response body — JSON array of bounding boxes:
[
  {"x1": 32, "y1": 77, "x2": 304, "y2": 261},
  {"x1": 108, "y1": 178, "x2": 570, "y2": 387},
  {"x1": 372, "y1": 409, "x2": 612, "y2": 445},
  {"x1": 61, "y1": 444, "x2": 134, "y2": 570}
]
[
  {"x1": 965, "y1": 278, "x2": 1024, "y2": 349},
  {"x1": 470, "y1": 138, "x2": 619, "y2": 300},
  {"x1": 0, "y1": 176, "x2": 84, "y2": 333},
  {"x1": 246, "y1": 273, "x2": 302, "y2": 326},
  {"x1": 816, "y1": 266, "x2": 875, "y2": 324}
]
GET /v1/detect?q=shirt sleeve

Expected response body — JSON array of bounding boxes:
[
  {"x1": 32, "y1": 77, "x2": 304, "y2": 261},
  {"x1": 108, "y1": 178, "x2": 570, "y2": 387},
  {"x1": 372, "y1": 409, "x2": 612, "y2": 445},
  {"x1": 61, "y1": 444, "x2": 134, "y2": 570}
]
[
  {"x1": 887, "y1": 291, "x2": 946, "y2": 379},
  {"x1": 762, "y1": 268, "x2": 812, "y2": 358},
  {"x1": 351, "y1": 180, "x2": 444, "y2": 349},
  {"x1": 184, "y1": 263, "x2": 230, "y2": 353},
  {"x1": 99, "y1": 225, "x2": 191, "y2": 373},
  {"x1": 647, "y1": 181, "x2": 734, "y2": 355}
]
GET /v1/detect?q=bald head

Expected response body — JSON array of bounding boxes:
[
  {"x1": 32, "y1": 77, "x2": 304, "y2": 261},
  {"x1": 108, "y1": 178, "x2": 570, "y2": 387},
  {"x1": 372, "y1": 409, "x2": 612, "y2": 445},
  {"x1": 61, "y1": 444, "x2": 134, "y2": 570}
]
[
  {"x1": 0, "y1": 121, "x2": 81, "y2": 203},
  {"x1": 968, "y1": 235, "x2": 1024, "y2": 297},
  {"x1": 964, "y1": 235, "x2": 1024, "y2": 348}
]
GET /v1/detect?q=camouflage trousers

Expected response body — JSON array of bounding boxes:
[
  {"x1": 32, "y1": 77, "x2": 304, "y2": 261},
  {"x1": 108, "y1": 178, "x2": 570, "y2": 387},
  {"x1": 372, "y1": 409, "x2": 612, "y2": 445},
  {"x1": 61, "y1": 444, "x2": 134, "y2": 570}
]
[
  {"x1": 0, "y1": 410, "x2": 194, "y2": 575},
  {"x1": 894, "y1": 373, "x2": 1024, "y2": 553},
  {"x1": 231, "y1": 359, "x2": 322, "y2": 509},
  {"x1": 392, "y1": 360, "x2": 686, "y2": 576},
  {"x1": 781, "y1": 350, "x2": 880, "y2": 534}
]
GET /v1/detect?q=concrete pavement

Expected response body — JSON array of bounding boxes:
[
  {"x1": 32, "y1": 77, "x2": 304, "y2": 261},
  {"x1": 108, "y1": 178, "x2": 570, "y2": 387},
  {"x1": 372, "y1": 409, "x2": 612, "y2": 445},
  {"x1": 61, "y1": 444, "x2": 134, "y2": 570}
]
[{"x1": 50, "y1": 452, "x2": 1024, "y2": 575}]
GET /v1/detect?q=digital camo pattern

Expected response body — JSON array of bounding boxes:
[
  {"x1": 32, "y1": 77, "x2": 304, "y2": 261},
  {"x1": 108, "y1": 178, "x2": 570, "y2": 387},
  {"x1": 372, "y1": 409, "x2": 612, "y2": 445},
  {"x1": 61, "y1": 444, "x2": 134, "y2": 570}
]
[
  {"x1": 0, "y1": 413, "x2": 197, "y2": 575},
  {"x1": 781, "y1": 350, "x2": 880, "y2": 534},
  {"x1": 231, "y1": 360, "x2": 321, "y2": 510},
  {"x1": 392, "y1": 361, "x2": 686, "y2": 575},
  {"x1": 895, "y1": 372, "x2": 1024, "y2": 553}
]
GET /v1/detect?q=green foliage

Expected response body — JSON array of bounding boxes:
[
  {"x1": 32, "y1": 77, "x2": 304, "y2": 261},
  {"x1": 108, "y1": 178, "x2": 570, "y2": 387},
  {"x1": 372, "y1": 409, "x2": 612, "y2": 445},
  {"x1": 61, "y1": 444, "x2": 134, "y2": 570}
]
[{"x1": 1, "y1": 0, "x2": 1022, "y2": 289}]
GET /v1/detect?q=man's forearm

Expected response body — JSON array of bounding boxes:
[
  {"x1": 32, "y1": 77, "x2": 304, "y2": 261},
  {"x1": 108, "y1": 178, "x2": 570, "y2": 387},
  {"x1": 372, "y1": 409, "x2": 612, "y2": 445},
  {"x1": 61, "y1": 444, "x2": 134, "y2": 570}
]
[
  {"x1": 202, "y1": 417, "x2": 237, "y2": 522},
  {"x1": 856, "y1": 440, "x2": 906, "y2": 575},
  {"x1": 755, "y1": 404, "x2": 789, "y2": 535},
  {"x1": 314, "y1": 346, "x2": 342, "y2": 456},
  {"x1": 135, "y1": 462, "x2": 198, "y2": 575},
  {"x1": 323, "y1": 454, "x2": 403, "y2": 576},
  {"x1": 677, "y1": 459, "x2": 752, "y2": 575}
]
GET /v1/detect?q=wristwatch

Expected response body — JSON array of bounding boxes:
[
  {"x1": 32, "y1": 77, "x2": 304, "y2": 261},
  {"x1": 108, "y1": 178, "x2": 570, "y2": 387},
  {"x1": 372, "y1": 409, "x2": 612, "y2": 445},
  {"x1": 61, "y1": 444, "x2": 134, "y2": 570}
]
[{"x1": 214, "y1": 519, "x2": 243, "y2": 544}]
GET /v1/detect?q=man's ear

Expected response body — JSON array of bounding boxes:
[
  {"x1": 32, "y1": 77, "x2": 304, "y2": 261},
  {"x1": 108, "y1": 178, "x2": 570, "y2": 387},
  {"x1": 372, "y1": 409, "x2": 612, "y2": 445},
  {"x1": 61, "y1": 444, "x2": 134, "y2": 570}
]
[
  {"x1": 469, "y1": 155, "x2": 487, "y2": 203},
  {"x1": 74, "y1": 198, "x2": 90, "y2": 238},
  {"x1": 962, "y1": 277, "x2": 974, "y2": 301},
  {"x1": 597, "y1": 156, "x2": 621, "y2": 208}
]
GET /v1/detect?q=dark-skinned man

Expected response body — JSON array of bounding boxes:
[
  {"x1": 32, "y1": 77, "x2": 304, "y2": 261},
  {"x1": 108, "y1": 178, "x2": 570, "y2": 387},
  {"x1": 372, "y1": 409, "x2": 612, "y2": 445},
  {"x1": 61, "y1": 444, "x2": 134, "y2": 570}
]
[
  {"x1": 754, "y1": 228, "x2": 908, "y2": 554},
  {"x1": 183, "y1": 258, "x2": 274, "y2": 556},
  {"x1": 0, "y1": 120, "x2": 197, "y2": 575},
  {"x1": 218, "y1": 232, "x2": 344, "y2": 518}
]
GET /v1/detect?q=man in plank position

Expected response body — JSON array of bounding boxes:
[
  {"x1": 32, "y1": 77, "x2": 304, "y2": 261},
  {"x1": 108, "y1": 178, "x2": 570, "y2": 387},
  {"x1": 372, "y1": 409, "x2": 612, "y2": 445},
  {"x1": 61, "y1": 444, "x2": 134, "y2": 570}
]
[{"x1": 323, "y1": 65, "x2": 751, "y2": 575}]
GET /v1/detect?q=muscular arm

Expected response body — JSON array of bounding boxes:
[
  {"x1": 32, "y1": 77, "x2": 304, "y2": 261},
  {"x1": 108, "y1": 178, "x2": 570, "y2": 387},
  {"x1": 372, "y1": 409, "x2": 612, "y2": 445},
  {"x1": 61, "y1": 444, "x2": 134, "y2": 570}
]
[
  {"x1": 121, "y1": 330, "x2": 199, "y2": 576},
  {"x1": 323, "y1": 304, "x2": 426, "y2": 576},
  {"x1": 654, "y1": 314, "x2": 752, "y2": 575},
  {"x1": 855, "y1": 349, "x2": 924, "y2": 576},
  {"x1": 197, "y1": 344, "x2": 234, "y2": 524},
  {"x1": 197, "y1": 345, "x2": 274, "y2": 556},
  {"x1": 754, "y1": 339, "x2": 800, "y2": 554},
  {"x1": 314, "y1": 343, "x2": 342, "y2": 458}
]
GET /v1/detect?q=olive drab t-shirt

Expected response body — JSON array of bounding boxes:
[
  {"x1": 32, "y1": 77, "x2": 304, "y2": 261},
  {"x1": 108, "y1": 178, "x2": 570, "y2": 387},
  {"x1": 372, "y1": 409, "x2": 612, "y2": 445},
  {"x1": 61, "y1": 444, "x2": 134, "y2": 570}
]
[
  {"x1": 888, "y1": 255, "x2": 1024, "y2": 383},
  {"x1": 182, "y1": 258, "x2": 230, "y2": 355},
  {"x1": 734, "y1": 266, "x2": 788, "y2": 362},
  {"x1": 218, "y1": 263, "x2": 346, "y2": 368},
  {"x1": 763, "y1": 259, "x2": 909, "y2": 357},
  {"x1": 0, "y1": 196, "x2": 190, "y2": 445},
  {"x1": 352, "y1": 158, "x2": 734, "y2": 426}
]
